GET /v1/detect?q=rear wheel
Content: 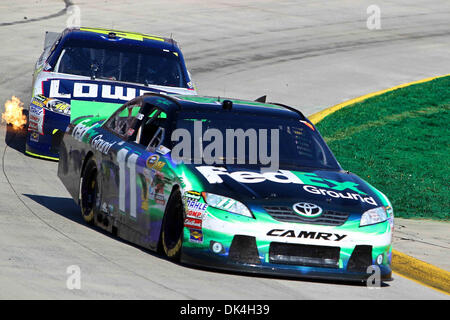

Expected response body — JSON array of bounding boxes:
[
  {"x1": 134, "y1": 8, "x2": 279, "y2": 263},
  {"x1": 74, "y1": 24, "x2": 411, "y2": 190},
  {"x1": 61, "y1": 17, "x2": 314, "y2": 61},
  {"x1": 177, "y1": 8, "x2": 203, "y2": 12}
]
[
  {"x1": 80, "y1": 158, "x2": 99, "y2": 224},
  {"x1": 160, "y1": 188, "x2": 185, "y2": 261}
]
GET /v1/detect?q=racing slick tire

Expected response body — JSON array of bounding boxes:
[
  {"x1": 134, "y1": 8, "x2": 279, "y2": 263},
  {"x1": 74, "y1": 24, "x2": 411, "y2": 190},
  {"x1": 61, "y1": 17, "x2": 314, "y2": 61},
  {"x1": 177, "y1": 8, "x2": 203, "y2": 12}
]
[
  {"x1": 80, "y1": 157, "x2": 99, "y2": 225},
  {"x1": 160, "y1": 188, "x2": 185, "y2": 261}
]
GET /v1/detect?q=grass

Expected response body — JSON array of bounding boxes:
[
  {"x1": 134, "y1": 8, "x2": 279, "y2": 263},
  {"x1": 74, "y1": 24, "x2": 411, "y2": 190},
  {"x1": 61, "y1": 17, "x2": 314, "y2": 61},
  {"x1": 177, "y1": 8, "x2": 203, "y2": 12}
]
[{"x1": 315, "y1": 76, "x2": 450, "y2": 220}]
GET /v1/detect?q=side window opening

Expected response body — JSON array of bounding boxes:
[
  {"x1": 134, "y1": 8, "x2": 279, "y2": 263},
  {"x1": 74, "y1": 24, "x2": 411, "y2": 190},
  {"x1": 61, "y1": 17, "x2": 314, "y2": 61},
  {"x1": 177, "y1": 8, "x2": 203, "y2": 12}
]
[
  {"x1": 136, "y1": 109, "x2": 167, "y2": 149},
  {"x1": 104, "y1": 98, "x2": 170, "y2": 151},
  {"x1": 105, "y1": 102, "x2": 142, "y2": 139},
  {"x1": 146, "y1": 127, "x2": 165, "y2": 151}
]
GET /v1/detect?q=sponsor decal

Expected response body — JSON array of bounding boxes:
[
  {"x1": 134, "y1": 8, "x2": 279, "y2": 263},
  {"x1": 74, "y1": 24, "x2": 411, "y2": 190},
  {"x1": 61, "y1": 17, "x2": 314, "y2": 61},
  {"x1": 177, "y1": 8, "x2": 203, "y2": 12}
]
[
  {"x1": 146, "y1": 154, "x2": 165, "y2": 171},
  {"x1": 303, "y1": 185, "x2": 377, "y2": 206},
  {"x1": 72, "y1": 119, "x2": 94, "y2": 141},
  {"x1": 186, "y1": 210, "x2": 206, "y2": 220},
  {"x1": 196, "y1": 166, "x2": 365, "y2": 194},
  {"x1": 184, "y1": 190, "x2": 201, "y2": 200},
  {"x1": 28, "y1": 104, "x2": 45, "y2": 134},
  {"x1": 47, "y1": 99, "x2": 70, "y2": 114},
  {"x1": 30, "y1": 131, "x2": 39, "y2": 142},
  {"x1": 146, "y1": 155, "x2": 159, "y2": 168},
  {"x1": 156, "y1": 145, "x2": 170, "y2": 155},
  {"x1": 267, "y1": 229, "x2": 347, "y2": 241},
  {"x1": 186, "y1": 199, "x2": 208, "y2": 212},
  {"x1": 189, "y1": 229, "x2": 203, "y2": 243},
  {"x1": 31, "y1": 98, "x2": 44, "y2": 108},
  {"x1": 90, "y1": 135, "x2": 116, "y2": 154},
  {"x1": 184, "y1": 217, "x2": 202, "y2": 230},
  {"x1": 292, "y1": 202, "x2": 322, "y2": 218},
  {"x1": 155, "y1": 193, "x2": 165, "y2": 205},
  {"x1": 33, "y1": 94, "x2": 47, "y2": 104},
  {"x1": 153, "y1": 161, "x2": 166, "y2": 171},
  {"x1": 44, "y1": 79, "x2": 164, "y2": 103},
  {"x1": 30, "y1": 101, "x2": 43, "y2": 112},
  {"x1": 195, "y1": 166, "x2": 377, "y2": 206},
  {"x1": 151, "y1": 171, "x2": 165, "y2": 205}
]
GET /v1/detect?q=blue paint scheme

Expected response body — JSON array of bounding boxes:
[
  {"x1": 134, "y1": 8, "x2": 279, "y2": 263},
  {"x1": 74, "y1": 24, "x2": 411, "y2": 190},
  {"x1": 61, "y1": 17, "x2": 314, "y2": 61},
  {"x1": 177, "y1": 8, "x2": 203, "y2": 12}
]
[
  {"x1": 26, "y1": 108, "x2": 67, "y2": 159},
  {"x1": 46, "y1": 28, "x2": 190, "y2": 83},
  {"x1": 26, "y1": 27, "x2": 194, "y2": 160}
]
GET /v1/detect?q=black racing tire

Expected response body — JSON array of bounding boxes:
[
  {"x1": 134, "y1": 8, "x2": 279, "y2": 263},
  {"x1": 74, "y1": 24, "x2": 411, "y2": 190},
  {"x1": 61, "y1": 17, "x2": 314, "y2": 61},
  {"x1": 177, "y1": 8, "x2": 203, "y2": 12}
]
[
  {"x1": 160, "y1": 188, "x2": 185, "y2": 261},
  {"x1": 80, "y1": 157, "x2": 99, "y2": 225}
]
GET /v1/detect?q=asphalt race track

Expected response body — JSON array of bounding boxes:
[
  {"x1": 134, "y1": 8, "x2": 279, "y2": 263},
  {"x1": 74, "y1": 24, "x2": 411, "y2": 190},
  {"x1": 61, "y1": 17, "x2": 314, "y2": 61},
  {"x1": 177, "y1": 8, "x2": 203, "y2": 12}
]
[{"x1": 0, "y1": 0, "x2": 449, "y2": 299}]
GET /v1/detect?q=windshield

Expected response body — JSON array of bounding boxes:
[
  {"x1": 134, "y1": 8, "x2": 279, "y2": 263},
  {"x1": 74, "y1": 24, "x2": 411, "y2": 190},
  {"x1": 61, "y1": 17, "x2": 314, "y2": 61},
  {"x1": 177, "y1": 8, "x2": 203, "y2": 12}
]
[
  {"x1": 54, "y1": 39, "x2": 188, "y2": 88},
  {"x1": 172, "y1": 111, "x2": 341, "y2": 170}
]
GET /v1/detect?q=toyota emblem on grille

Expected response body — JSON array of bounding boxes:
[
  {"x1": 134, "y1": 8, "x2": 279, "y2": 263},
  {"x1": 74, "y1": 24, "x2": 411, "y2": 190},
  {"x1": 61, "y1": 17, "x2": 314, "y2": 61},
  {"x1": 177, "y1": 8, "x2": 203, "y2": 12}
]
[{"x1": 292, "y1": 202, "x2": 323, "y2": 218}]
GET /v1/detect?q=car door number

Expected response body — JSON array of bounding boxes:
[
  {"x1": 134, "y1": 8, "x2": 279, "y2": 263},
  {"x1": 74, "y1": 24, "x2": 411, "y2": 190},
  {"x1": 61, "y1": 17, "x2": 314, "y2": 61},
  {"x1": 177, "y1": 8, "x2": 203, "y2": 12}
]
[{"x1": 117, "y1": 148, "x2": 139, "y2": 218}]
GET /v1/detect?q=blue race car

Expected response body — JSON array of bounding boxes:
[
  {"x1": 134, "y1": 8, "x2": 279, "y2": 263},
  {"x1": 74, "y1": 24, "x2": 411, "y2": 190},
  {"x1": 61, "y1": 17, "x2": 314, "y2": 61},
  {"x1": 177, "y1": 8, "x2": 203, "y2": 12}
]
[{"x1": 26, "y1": 27, "x2": 196, "y2": 160}]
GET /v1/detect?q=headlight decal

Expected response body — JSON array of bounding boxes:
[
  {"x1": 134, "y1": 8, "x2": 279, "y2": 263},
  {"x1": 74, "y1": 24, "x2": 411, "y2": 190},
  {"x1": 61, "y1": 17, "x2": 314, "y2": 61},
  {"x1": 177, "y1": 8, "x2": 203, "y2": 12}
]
[
  {"x1": 360, "y1": 206, "x2": 388, "y2": 227},
  {"x1": 202, "y1": 192, "x2": 254, "y2": 218}
]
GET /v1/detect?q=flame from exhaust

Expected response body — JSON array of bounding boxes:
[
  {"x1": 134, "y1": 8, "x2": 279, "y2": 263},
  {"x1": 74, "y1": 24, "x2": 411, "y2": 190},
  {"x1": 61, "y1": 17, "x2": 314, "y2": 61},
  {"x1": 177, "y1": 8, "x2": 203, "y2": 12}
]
[{"x1": 2, "y1": 96, "x2": 27, "y2": 130}]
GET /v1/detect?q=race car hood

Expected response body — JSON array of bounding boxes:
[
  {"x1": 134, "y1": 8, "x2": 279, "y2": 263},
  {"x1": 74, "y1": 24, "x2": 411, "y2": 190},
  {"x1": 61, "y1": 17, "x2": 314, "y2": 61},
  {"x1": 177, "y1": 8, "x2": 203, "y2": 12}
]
[{"x1": 188, "y1": 164, "x2": 387, "y2": 214}]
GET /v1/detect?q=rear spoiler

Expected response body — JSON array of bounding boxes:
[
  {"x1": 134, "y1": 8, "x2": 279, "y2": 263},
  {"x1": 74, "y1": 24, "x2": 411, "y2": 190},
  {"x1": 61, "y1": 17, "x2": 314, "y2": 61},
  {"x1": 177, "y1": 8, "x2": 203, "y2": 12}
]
[{"x1": 254, "y1": 95, "x2": 267, "y2": 103}]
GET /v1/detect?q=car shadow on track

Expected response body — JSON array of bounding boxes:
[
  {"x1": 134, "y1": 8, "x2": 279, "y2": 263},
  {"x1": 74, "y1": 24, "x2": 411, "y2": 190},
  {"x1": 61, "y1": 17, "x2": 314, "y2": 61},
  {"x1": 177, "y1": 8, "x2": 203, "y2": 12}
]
[
  {"x1": 22, "y1": 193, "x2": 391, "y2": 288},
  {"x1": 22, "y1": 193, "x2": 166, "y2": 258},
  {"x1": 23, "y1": 194, "x2": 84, "y2": 224}
]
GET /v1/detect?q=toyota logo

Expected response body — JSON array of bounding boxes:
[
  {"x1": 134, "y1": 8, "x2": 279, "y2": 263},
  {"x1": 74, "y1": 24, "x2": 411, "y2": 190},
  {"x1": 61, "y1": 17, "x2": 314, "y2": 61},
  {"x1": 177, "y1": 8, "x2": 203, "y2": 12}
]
[{"x1": 292, "y1": 202, "x2": 323, "y2": 218}]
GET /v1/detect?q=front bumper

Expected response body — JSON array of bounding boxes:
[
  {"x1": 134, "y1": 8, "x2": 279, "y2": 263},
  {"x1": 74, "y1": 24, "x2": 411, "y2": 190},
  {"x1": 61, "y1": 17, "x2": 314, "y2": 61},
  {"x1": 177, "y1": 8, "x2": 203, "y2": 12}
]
[
  {"x1": 181, "y1": 250, "x2": 392, "y2": 282},
  {"x1": 180, "y1": 208, "x2": 393, "y2": 282}
]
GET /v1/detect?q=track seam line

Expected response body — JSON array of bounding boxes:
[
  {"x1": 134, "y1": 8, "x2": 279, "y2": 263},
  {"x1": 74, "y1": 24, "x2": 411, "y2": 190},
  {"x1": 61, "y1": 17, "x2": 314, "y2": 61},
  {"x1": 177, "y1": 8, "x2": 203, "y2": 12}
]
[{"x1": 0, "y1": 0, "x2": 73, "y2": 27}]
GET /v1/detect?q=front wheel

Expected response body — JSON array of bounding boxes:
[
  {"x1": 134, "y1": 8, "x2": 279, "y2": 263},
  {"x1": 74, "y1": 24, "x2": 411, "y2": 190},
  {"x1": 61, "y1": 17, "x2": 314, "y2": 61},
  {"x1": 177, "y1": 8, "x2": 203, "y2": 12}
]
[
  {"x1": 160, "y1": 188, "x2": 185, "y2": 261},
  {"x1": 80, "y1": 157, "x2": 99, "y2": 224}
]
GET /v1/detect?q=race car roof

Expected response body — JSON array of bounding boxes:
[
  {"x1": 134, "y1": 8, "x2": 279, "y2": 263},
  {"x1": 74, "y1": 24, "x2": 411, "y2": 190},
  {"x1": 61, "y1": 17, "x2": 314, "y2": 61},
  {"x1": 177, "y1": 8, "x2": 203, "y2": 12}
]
[
  {"x1": 78, "y1": 27, "x2": 178, "y2": 45},
  {"x1": 46, "y1": 27, "x2": 184, "y2": 70},
  {"x1": 65, "y1": 27, "x2": 179, "y2": 50},
  {"x1": 145, "y1": 94, "x2": 307, "y2": 120}
]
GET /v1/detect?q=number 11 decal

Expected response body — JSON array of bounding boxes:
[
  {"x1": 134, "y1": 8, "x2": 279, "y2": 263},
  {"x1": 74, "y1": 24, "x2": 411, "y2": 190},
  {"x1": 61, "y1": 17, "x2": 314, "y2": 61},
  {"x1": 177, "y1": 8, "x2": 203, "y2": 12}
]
[{"x1": 117, "y1": 148, "x2": 139, "y2": 218}]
